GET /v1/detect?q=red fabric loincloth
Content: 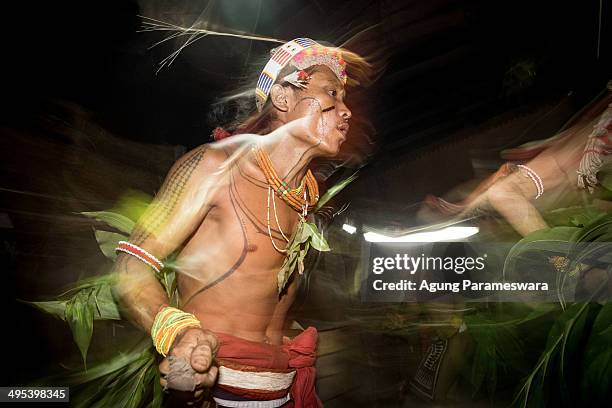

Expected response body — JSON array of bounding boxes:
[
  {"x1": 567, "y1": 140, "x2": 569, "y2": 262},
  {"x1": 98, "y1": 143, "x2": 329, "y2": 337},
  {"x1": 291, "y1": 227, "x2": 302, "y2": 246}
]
[{"x1": 213, "y1": 326, "x2": 322, "y2": 408}]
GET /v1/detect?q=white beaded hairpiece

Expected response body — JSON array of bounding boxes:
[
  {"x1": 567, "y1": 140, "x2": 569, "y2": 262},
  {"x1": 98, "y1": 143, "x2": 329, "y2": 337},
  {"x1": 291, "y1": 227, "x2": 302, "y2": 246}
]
[{"x1": 255, "y1": 37, "x2": 347, "y2": 111}]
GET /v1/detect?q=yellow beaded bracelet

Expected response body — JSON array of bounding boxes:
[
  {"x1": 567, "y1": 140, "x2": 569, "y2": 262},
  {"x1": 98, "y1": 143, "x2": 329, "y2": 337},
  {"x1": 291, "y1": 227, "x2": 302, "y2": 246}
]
[{"x1": 151, "y1": 306, "x2": 201, "y2": 356}]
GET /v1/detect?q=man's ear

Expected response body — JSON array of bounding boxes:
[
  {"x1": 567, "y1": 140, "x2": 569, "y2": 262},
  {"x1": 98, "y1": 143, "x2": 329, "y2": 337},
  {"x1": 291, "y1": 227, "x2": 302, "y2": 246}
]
[{"x1": 270, "y1": 84, "x2": 290, "y2": 112}]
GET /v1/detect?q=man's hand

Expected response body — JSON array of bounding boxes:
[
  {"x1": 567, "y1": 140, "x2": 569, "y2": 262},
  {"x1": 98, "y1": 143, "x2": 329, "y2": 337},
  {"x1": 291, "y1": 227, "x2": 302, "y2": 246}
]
[{"x1": 159, "y1": 328, "x2": 219, "y2": 400}]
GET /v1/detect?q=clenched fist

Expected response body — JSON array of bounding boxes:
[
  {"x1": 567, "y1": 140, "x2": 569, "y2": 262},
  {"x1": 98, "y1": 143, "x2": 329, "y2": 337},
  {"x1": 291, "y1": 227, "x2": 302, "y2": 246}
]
[{"x1": 159, "y1": 328, "x2": 219, "y2": 403}]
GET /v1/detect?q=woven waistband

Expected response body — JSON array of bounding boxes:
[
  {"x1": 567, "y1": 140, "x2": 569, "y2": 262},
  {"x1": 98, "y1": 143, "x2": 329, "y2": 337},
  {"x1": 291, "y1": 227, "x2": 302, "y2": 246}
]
[
  {"x1": 218, "y1": 366, "x2": 296, "y2": 392},
  {"x1": 213, "y1": 394, "x2": 290, "y2": 408}
]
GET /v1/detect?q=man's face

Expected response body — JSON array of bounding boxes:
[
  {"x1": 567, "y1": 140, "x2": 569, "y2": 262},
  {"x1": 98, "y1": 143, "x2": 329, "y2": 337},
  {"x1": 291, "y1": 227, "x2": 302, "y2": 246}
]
[{"x1": 287, "y1": 66, "x2": 352, "y2": 156}]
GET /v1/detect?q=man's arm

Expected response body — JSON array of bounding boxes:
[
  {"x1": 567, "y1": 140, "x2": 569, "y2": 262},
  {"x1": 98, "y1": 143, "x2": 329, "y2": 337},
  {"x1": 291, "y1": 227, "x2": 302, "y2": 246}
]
[
  {"x1": 485, "y1": 175, "x2": 549, "y2": 236},
  {"x1": 468, "y1": 148, "x2": 573, "y2": 236},
  {"x1": 111, "y1": 145, "x2": 229, "y2": 395}
]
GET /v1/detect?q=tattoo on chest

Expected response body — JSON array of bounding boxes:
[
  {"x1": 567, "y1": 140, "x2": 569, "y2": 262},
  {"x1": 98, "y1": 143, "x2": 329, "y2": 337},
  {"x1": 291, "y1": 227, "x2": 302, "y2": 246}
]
[{"x1": 182, "y1": 169, "x2": 249, "y2": 306}]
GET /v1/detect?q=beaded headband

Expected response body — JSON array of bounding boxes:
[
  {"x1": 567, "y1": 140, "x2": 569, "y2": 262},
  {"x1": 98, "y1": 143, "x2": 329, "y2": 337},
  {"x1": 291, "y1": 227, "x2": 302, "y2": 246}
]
[{"x1": 255, "y1": 37, "x2": 347, "y2": 111}]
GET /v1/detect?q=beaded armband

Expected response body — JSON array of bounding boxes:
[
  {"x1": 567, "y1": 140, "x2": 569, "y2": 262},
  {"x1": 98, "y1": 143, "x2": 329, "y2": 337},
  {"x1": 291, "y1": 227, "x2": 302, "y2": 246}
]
[
  {"x1": 115, "y1": 241, "x2": 164, "y2": 273},
  {"x1": 151, "y1": 306, "x2": 202, "y2": 357},
  {"x1": 516, "y1": 164, "x2": 544, "y2": 199}
]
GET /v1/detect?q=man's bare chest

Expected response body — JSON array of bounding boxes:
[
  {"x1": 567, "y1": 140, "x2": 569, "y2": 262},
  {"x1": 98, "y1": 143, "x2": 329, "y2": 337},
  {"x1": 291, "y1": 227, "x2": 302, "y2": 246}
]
[{"x1": 202, "y1": 175, "x2": 301, "y2": 262}]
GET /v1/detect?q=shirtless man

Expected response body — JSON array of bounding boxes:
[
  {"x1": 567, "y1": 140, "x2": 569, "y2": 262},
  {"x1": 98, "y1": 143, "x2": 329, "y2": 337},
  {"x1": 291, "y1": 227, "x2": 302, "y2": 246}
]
[
  {"x1": 112, "y1": 38, "x2": 357, "y2": 407},
  {"x1": 423, "y1": 88, "x2": 612, "y2": 237},
  {"x1": 413, "y1": 87, "x2": 612, "y2": 402}
]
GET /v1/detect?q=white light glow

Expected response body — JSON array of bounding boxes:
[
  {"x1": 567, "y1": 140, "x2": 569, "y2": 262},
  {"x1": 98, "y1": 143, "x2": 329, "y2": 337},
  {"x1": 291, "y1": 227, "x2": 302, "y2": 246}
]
[
  {"x1": 342, "y1": 224, "x2": 357, "y2": 234},
  {"x1": 363, "y1": 226, "x2": 479, "y2": 243}
]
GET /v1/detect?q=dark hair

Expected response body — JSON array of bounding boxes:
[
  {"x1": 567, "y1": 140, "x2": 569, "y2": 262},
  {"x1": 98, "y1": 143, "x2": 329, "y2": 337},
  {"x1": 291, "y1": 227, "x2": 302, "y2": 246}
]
[{"x1": 207, "y1": 61, "x2": 315, "y2": 136}]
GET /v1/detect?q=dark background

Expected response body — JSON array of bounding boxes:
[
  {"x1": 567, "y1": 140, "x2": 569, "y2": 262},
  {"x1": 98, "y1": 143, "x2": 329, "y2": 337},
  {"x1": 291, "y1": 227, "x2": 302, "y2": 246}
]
[{"x1": 0, "y1": 0, "x2": 609, "y2": 402}]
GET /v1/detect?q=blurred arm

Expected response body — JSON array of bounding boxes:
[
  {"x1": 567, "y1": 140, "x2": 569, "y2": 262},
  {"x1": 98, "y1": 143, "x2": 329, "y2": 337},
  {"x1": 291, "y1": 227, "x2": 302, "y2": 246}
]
[{"x1": 112, "y1": 145, "x2": 223, "y2": 331}]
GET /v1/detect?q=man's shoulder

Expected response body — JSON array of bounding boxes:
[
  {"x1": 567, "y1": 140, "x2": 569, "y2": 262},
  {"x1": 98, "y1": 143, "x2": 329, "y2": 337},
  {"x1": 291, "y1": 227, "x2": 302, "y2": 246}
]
[
  {"x1": 180, "y1": 140, "x2": 245, "y2": 168},
  {"x1": 176, "y1": 143, "x2": 226, "y2": 166},
  {"x1": 171, "y1": 137, "x2": 256, "y2": 182},
  {"x1": 178, "y1": 135, "x2": 256, "y2": 165}
]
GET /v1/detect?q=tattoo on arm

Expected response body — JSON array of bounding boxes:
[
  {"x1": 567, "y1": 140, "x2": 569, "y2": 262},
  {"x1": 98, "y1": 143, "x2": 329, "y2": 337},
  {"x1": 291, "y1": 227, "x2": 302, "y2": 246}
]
[{"x1": 131, "y1": 146, "x2": 208, "y2": 245}]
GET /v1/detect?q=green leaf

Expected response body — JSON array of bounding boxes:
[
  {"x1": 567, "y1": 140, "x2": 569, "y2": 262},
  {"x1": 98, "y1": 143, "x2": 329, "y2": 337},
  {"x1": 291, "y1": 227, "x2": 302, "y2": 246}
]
[
  {"x1": 470, "y1": 341, "x2": 489, "y2": 396},
  {"x1": 569, "y1": 209, "x2": 606, "y2": 228},
  {"x1": 292, "y1": 221, "x2": 310, "y2": 245},
  {"x1": 571, "y1": 214, "x2": 612, "y2": 243},
  {"x1": 93, "y1": 284, "x2": 121, "y2": 320},
  {"x1": 599, "y1": 171, "x2": 612, "y2": 191},
  {"x1": 65, "y1": 291, "x2": 95, "y2": 366},
  {"x1": 513, "y1": 302, "x2": 593, "y2": 407},
  {"x1": 67, "y1": 341, "x2": 156, "y2": 408},
  {"x1": 503, "y1": 227, "x2": 581, "y2": 276},
  {"x1": 23, "y1": 279, "x2": 120, "y2": 321},
  {"x1": 108, "y1": 358, "x2": 155, "y2": 408},
  {"x1": 59, "y1": 274, "x2": 119, "y2": 296},
  {"x1": 303, "y1": 222, "x2": 330, "y2": 251},
  {"x1": 162, "y1": 270, "x2": 177, "y2": 299},
  {"x1": 57, "y1": 339, "x2": 152, "y2": 386},
  {"x1": 81, "y1": 211, "x2": 135, "y2": 234},
  {"x1": 276, "y1": 221, "x2": 328, "y2": 293},
  {"x1": 567, "y1": 242, "x2": 612, "y2": 274},
  {"x1": 26, "y1": 300, "x2": 67, "y2": 320},
  {"x1": 464, "y1": 313, "x2": 525, "y2": 397},
  {"x1": 150, "y1": 369, "x2": 163, "y2": 408},
  {"x1": 85, "y1": 351, "x2": 155, "y2": 408},
  {"x1": 316, "y1": 171, "x2": 358, "y2": 209},
  {"x1": 558, "y1": 303, "x2": 592, "y2": 387},
  {"x1": 277, "y1": 250, "x2": 300, "y2": 293},
  {"x1": 542, "y1": 206, "x2": 603, "y2": 228},
  {"x1": 277, "y1": 262, "x2": 289, "y2": 293},
  {"x1": 94, "y1": 231, "x2": 126, "y2": 260},
  {"x1": 297, "y1": 243, "x2": 309, "y2": 275},
  {"x1": 581, "y1": 303, "x2": 612, "y2": 404},
  {"x1": 523, "y1": 226, "x2": 581, "y2": 243}
]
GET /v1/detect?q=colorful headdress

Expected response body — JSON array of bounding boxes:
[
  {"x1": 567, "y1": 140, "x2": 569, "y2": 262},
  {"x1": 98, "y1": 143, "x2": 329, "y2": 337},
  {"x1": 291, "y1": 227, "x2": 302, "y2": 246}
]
[{"x1": 255, "y1": 37, "x2": 347, "y2": 111}]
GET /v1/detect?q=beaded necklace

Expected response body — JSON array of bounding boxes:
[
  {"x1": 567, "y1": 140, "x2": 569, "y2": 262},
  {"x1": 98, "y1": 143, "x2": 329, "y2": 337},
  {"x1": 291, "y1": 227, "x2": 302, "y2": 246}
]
[
  {"x1": 252, "y1": 145, "x2": 319, "y2": 254},
  {"x1": 252, "y1": 145, "x2": 319, "y2": 213}
]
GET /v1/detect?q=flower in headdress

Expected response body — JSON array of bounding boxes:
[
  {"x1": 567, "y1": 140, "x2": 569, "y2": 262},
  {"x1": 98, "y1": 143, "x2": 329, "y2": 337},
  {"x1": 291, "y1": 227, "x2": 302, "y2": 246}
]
[
  {"x1": 297, "y1": 70, "x2": 310, "y2": 82},
  {"x1": 212, "y1": 127, "x2": 231, "y2": 141}
]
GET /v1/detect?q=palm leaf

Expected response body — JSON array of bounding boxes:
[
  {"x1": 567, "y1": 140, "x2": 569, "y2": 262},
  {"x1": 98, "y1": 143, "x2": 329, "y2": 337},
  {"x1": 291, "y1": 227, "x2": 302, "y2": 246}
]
[
  {"x1": 558, "y1": 303, "x2": 594, "y2": 396},
  {"x1": 513, "y1": 300, "x2": 597, "y2": 406},
  {"x1": 581, "y1": 302, "x2": 612, "y2": 404},
  {"x1": 465, "y1": 313, "x2": 524, "y2": 397},
  {"x1": 69, "y1": 340, "x2": 156, "y2": 408},
  {"x1": 71, "y1": 339, "x2": 151, "y2": 385},
  {"x1": 149, "y1": 370, "x2": 164, "y2": 408},
  {"x1": 92, "y1": 357, "x2": 155, "y2": 408},
  {"x1": 315, "y1": 171, "x2": 358, "y2": 210}
]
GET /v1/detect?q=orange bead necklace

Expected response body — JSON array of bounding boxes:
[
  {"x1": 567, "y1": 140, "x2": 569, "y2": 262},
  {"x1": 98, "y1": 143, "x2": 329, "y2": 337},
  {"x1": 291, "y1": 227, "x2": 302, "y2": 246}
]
[{"x1": 252, "y1": 145, "x2": 319, "y2": 213}]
